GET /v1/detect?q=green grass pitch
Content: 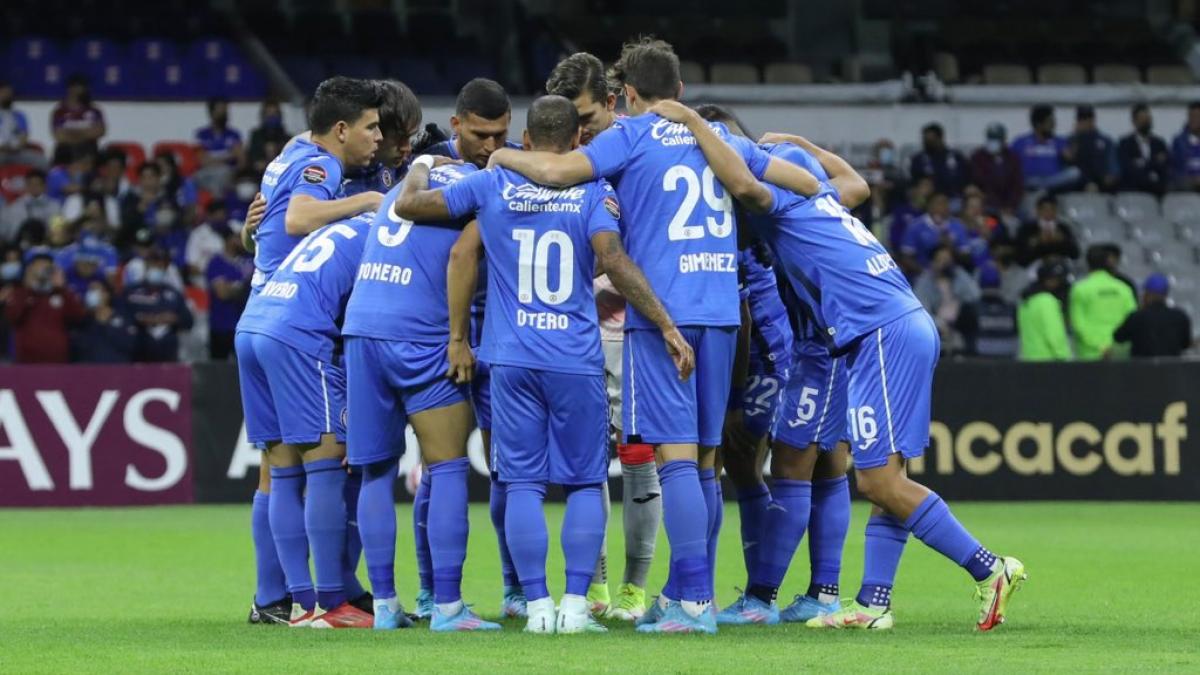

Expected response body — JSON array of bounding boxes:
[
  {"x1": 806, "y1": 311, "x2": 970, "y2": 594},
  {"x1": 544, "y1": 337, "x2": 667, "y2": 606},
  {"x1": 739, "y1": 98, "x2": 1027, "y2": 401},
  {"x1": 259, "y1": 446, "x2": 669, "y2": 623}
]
[{"x1": 2, "y1": 502, "x2": 1197, "y2": 673}]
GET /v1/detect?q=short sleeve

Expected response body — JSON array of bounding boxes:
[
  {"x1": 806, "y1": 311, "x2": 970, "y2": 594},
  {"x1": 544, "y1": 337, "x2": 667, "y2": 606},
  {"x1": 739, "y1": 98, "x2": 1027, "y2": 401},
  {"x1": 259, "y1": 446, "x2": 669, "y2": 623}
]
[
  {"x1": 292, "y1": 155, "x2": 343, "y2": 200},
  {"x1": 580, "y1": 121, "x2": 634, "y2": 178},
  {"x1": 585, "y1": 182, "x2": 621, "y2": 239},
  {"x1": 442, "y1": 168, "x2": 491, "y2": 219},
  {"x1": 727, "y1": 133, "x2": 771, "y2": 180}
]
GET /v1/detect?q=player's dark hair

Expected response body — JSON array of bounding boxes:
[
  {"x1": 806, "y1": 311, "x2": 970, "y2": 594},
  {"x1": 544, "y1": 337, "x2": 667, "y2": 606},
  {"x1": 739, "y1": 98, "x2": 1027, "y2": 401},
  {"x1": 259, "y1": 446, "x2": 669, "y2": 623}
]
[
  {"x1": 1030, "y1": 104, "x2": 1053, "y2": 127},
  {"x1": 25, "y1": 167, "x2": 46, "y2": 181},
  {"x1": 526, "y1": 95, "x2": 579, "y2": 151},
  {"x1": 610, "y1": 36, "x2": 681, "y2": 102},
  {"x1": 455, "y1": 78, "x2": 511, "y2": 120},
  {"x1": 378, "y1": 79, "x2": 421, "y2": 139},
  {"x1": 308, "y1": 76, "x2": 385, "y2": 135},
  {"x1": 693, "y1": 103, "x2": 754, "y2": 139},
  {"x1": 546, "y1": 52, "x2": 610, "y2": 103}
]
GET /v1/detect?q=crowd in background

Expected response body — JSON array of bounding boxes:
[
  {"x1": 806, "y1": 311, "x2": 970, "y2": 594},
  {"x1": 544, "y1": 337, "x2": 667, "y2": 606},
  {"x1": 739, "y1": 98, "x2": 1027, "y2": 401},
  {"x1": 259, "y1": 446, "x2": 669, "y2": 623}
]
[{"x1": 0, "y1": 76, "x2": 1193, "y2": 365}]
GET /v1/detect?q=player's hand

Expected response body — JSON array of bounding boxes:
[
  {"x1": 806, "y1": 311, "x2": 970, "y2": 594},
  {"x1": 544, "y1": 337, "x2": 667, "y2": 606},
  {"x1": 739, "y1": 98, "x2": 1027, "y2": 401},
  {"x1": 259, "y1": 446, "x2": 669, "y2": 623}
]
[
  {"x1": 447, "y1": 339, "x2": 476, "y2": 384},
  {"x1": 661, "y1": 326, "x2": 695, "y2": 381},
  {"x1": 758, "y1": 132, "x2": 803, "y2": 146},
  {"x1": 359, "y1": 191, "x2": 386, "y2": 212},
  {"x1": 245, "y1": 193, "x2": 266, "y2": 233},
  {"x1": 648, "y1": 100, "x2": 697, "y2": 125}
]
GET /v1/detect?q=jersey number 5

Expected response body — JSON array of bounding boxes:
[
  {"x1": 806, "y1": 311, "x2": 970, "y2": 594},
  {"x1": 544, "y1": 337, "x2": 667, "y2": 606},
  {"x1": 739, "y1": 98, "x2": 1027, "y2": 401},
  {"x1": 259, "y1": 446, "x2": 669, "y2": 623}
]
[
  {"x1": 512, "y1": 229, "x2": 574, "y2": 306},
  {"x1": 664, "y1": 165, "x2": 733, "y2": 241}
]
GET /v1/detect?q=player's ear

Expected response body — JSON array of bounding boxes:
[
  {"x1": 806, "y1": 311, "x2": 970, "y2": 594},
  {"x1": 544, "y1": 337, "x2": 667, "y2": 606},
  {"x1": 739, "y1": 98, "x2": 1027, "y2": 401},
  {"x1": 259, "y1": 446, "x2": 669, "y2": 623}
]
[
  {"x1": 522, "y1": 129, "x2": 532, "y2": 151},
  {"x1": 450, "y1": 115, "x2": 461, "y2": 136},
  {"x1": 334, "y1": 120, "x2": 348, "y2": 144},
  {"x1": 605, "y1": 92, "x2": 617, "y2": 112},
  {"x1": 675, "y1": 81, "x2": 684, "y2": 101},
  {"x1": 623, "y1": 83, "x2": 636, "y2": 107}
]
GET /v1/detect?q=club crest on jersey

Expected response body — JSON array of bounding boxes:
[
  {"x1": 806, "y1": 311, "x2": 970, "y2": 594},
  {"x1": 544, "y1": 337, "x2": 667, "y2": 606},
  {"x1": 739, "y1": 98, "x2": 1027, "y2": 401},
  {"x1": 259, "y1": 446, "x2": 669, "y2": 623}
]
[
  {"x1": 604, "y1": 196, "x2": 620, "y2": 220},
  {"x1": 380, "y1": 167, "x2": 394, "y2": 188},
  {"x1": 302, "y1": 164, "x2": 328, "y2": 184}
]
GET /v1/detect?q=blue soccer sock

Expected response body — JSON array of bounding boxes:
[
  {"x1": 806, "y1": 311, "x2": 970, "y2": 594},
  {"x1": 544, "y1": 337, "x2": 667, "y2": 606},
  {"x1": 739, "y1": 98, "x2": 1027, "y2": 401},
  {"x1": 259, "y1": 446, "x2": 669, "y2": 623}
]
[
  {"x1": 303, "y1": 458, "x2": 347, "y2": 610},
  {"x1": 749, "y1": 479, "x2": 811, "y2": 602},
  {"x1": 735, "y1": 483, "x2": 771, "y2": 587},
  {"x1": 699, "y1": 468, "x2": 722, "y2": 597},
  {"x1": 562, "y1": 484, "x2": 606, "y2": 597},
  {"x1": 428, "y1": 458, "x2": 470, "y2": 605},
  {"x1": 490, "y1": 479, "x2": 520, "y2": 588},
  {"x1": 342, "y1": 467, "x2": 365, "y2": 599},
  {"x1": 413, "y1": 469, "x2": 433, "y2": 591},
  {"x1": 905, "y1": 493, "x2": 996, "y2": 582},
  {"x1": 504, "y1": 481, "x2": 550, "y2": 602},
  {"x1": 807, "y1": 476, "x2": 850, "y2": 600},
  {"x1": 269, "y1": 465, "x2": 314, "y2": 611},
  {"x1": 659, "y1": 460, "x2": 710, "y2": 603},
  {"x1": 251, "y1": 490, "x2": 287, "y2": 606},
  {"x1": 358, "y1": 458, "x2": 398, "y2": 601},
  {"x1": 856, "y1": 513, "x2": 909, "y2": 609}
]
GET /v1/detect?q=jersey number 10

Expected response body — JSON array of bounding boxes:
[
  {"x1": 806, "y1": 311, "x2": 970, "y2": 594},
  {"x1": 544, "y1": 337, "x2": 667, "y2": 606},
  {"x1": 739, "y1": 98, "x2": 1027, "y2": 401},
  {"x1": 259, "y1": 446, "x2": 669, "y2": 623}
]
[{"x1": 512, "y1": 229, "x2": 574, "y2": 306}]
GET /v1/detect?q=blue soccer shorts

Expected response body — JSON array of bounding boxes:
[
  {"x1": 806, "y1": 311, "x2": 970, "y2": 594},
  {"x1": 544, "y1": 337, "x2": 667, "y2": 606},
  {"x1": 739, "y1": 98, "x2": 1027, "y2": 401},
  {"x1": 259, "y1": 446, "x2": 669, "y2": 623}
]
[
  {"x1": 623, "y1": 325, "x2": 737, "y2": 447},
  {"x1": 344, "y1": 336, "x2": 468, "y2": 466},
  {"x1": 773, "y1": 337, "x2": 849, "y2": 452},
  {"x1": 741, "y1": 341, "x2": 792, "y2": 440},
  {"x1": 843, "y1": 309, "x2": 939, "y2": 470},
  {"x1": 235, "y1": 331, "x2": 346, "y2": 446},
  {"x1": 490, "y1": 365, "x2": 609, "y2": 485},
  {"x1": 471, "y1": 360, "x2": 492, "y2": 432}
]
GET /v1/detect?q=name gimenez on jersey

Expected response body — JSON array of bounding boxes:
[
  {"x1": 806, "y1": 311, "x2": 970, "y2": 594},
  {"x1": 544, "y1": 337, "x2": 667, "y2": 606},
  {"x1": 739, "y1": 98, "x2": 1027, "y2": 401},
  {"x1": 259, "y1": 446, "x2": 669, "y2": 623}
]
[
  {"x1": 503, "y1": 182, "x2": 586, "y2": 214},
  {"x1": 679, "y1": 251, "x2": 737, "y2": 274},
  {"x1": 357, "y1": 261, "x2": 414, "y2": 285}
]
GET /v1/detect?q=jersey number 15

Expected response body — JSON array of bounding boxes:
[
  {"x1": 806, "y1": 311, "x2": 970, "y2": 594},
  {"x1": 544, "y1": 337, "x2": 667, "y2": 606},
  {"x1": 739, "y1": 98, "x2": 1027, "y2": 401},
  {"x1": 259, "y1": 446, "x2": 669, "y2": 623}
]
[{"x1": 278, "y1": 223, "x2": 359, "y2": 274}]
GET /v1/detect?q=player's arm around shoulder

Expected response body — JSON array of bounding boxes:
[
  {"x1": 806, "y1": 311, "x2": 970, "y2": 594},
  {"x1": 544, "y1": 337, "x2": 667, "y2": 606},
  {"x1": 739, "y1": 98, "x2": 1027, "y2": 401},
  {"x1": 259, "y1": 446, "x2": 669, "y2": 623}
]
[
  {"x1": 762, "y1": 132, "x2": 871, "y2": 208},
  {"x1": 486, "y1": 146, "x2": 594, "y2": 188},
  {"x1": 446, "y1": 220, "x2": 483, "y2": 384},
  {"x1": 394, "y1": 155, "x2": 463, "y2": 222}
]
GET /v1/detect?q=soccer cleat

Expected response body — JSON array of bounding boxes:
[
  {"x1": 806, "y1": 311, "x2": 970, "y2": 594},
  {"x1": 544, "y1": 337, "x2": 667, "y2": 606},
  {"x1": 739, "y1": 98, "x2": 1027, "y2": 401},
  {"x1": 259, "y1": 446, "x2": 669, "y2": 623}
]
[
  {"x1": 430, "y1": 604, "x2": 502, "y2": 632},
  {"x1": 413, "y1": 589, "x2": 434, "y2": 620},
  {"x1": 349, "y1": 592, "x2": 374, "y2": 615},
  {"x1": 635, "y1": 602, "x2": 718, "y2": 634},
  {"x1": 247, "y1": 596, "x2": 291, "y2": 625},
  {"x1": 373, "y1": 602, "x2": 415, "y2": 630},
  {"x1": 288, "y1": 603, "x2": 316, "y2": 628},
  {"x1": 715, "y1": 592, "x2": 780, "y2": 625},
  {"x1": 608, "y1": 583, "x2": 646, "y2": 622},
  {"x1": 780, "y1": 594, "x2": 839, "y2": 623},
  {"x1": 975, "y1": 556, "x2": 1027, "y2": 632},
  {"x1": 501, "y1": 586, "x2": 528, "y2": 618},
  {"x1": 587, "y1": 583, "x2": 611, "y2": 617},
  {"x1": 805, "y1": 601, "x2": 893, "y2": 630},
  {"x1": 523, "y1": 597, "x2": 557, "y2": 634},
  {"x1": 311, "y1": 602, "x2": 374, "y2": 629},
  {"x1": 636, "y1": 595, "x2": 669, "y2": 627}
]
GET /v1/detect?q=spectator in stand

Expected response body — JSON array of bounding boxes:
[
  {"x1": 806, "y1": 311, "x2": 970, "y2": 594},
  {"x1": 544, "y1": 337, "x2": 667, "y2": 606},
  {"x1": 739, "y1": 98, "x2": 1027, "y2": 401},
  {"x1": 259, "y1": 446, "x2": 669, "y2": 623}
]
[
  {"x1": 1170, "y1": 101, "x2": 1200, "y2": 191},
  {"x1": 889, "y1": 175, "x2": 933, "y2": 250},
  {"x1": 1014, "y1": 196, "x2": 1081, "y2": 267},
  {"x1": 969, "y1": 122, "x2": 1023, "y2": 221},
  {"x1": 73, "y1": 279, "x2": 136, "y2": 363},
  {"x1": 909, "y1": 122, "x2": 970, "y2": 203},
  {"x1": 1011, "y1": 104, "x2": 1080, "y2": 193},
  {"x1": 152, "y1": 204, "x2": 189, "y2": 274},
  {"x1": 860, "y1": 139, "x2": 906, "y2": 235},
  {"x1": 965, "y1": 263, "x2": 1019, "y2": 358},
  {"x1": 121, "y1": 248, "x2": 193, "y2": 362},
  {"x1": 1117, "y1": 103, "x2": 1170, "y2": 195},
  {"x1": 123, "y1": 228, "x2": 184, "y2": 291},
  {"x1": 914, "y1": 244, "x2": 982, "y2": 354},
  {"x1": 1018, "y1": 258, "x2": 1072, "y2": 361},
  {"x1": 959, "y1": 192, "x2": 1000, "y2": 269},
  {"x1": 2, "y1": 169, "x2": 59, "y2": 242},
  {"x1": 205, "y1": 226, "x2": 252, "y2": 360},
  {"x1": 50, "y1": 74, "x2": 105, "y2": 159},
  {"x1": 1070, "y1": 245, "x2": 1138, "y2": 360},
  {"x1": 60, "y1": 242, "x2": 110, "y2": 298},
  {"x1": 1111, "y1": 273, "x2": 1193, "y2": 357},
  {"x1": 118, "y1": 162, "x2": 174, "y2": 248},
  {"x1": 227, "y1": 168, "x2": 259, "y2": 224},
  {"x1": 63, "y1": 149, "x2": 125, "y2": 226},
  {"x1": 193, "y1": 97, "x2": 244, "y2": 195},
  {"x1": 0, "y1": 81, "x2": 44, "y2": 167},
  {"x1": 1069, "y1": 105, "x2": 1118, "y2": 192},
  {"x1": 14, "y1": 218, "x2": 47, "y2": 251},
  {"x1": 246, "y1": 99, "x2": 289, "y2": 174},
  {"x1": 155, "y1": 152, "x2": 199, "y2": 214},
  {"x1": 899, "y1": 191, "x2": 968, "y2": 275},
  {"x1": 1100, "y1": 242, "x2": 1140, "y2": 299},
  {"x1": 45, "y1": 146, "x2": 94, "y2": 202},
  {"x1": 0, "y1": 244, "x2": 22, "y2": 360},
  {"x1": 3, "y1": 251, "x2": 85, "y2": 363},
  {"x1": 186, "y1": 202, "x2": 230, "y2": 280}
]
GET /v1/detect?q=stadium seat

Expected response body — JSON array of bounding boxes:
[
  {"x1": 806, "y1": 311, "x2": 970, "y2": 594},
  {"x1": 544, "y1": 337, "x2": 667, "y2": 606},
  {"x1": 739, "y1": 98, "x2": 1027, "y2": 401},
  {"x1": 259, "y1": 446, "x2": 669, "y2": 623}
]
[
  {"x1": 1076, "y1": 216, "x2": 1127, "y2": 245},
  {"x1": 12, "y1": 60, "x2": 66, "y2": 98},
  {"x1": 710, "y1": 62, "x2": 759, "y2": 84},
  {"x1": 1146, "y1": 64, "x2": 1193, "y2": 85},
  {"x1": 1163, "y1": 192, "x2": 1200, "y2": 224},
  {"x1": 1113, "y1": 191, "x2": 1160, "y2": 223},
  {"x1": 384, "y1": 57, "x2": 445, "y2": 95},
  {"x1": 151, "y1": 141, "x2": 199, "y2": 177},
  {"x1": 1092, "y1": 63, "x2": 1141, "y2": 84},
  {"x1": 129, "y1": 37, "x2": 178, "y2": 65},
  {"x1": 105, "y1": 141, "x2": 146, "y2": 182},
  {"x1": 325, "y1": 55, "x2": 383, "y2": 80},
  {"x1": 144, "y1": 60, "x2": 201, "y2": 99},
  {"x1": 91, "y1": 60, "x2": 140, "y2": 98},
  {"x1": 0, "y1": 165, "x2": 30, "y2": 202},
  {"x1": 67, "y1": 37, "x2": 118, "y2": 71},
  {"x1": 1129, "y1": 218, "x2": 1170, "y2": 248},
  {"x1": 443, "y1": 56, "x2": 497, "y2": 92},
  {"x1": 207, "y1": 61, "x2": 267, "y2": 99},
  {"x1": 7, "y1": 36, "x2": 59, "y2": 68},
  {"x1": 1037, "y1": 63, "x2": 1087, "y2": 84},
  {"x1": 982, "y1": 63, "x2": 1032, "y2": 84},
  {"x1": 679, "y1": 60, "x2": 706, "y2": 84},
  {"x1": 282, "y1": 55, "x2": 327, "y2": 94},
  {"x1": 764, "y1": 62, "x2": 813, "y2": 84},
  {"x1": 1059, "y1": 192, "x2": 1111, "y2": 223},
  {"x1": 188, "y1": 37, "x2": 239, "y2": 67}
]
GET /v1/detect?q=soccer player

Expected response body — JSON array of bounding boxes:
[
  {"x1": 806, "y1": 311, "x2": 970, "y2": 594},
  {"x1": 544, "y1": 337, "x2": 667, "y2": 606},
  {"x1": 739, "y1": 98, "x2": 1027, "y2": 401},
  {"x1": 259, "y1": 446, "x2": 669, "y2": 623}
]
[
  {"x1": 395, "y1": 94, "x2": 694, "y2": 634},
  {"x1": 235, "y1": 211, "x2": 375, "y2": 629},
  {"x1": 653, "y1": 99, "x2": 1028, "y2": 631},
  {"x1": 486, "y1": 37, "x2": 823, "y2": 634},
  {"x1": 342, "y1": 80, "x2": 423, "y2": 196},
  {"x1": 243, "y1": 77, "x2": 384, "y2": 625},
  {"x1": 342, "y1": 159, "x2": 500, "y2": 632},
  {"x1": 546, "y1": 51, "x2": 661, "y2": 621}
]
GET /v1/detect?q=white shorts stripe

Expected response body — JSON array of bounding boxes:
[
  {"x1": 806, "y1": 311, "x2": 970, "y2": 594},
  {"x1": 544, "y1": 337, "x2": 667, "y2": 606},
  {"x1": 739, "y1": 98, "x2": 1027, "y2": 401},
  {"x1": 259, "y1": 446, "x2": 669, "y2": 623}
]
[
  {"x1": 875, "y1": 329, "x2": 897, "y2": 454},
  {"x1": 813, "y1": 358, "x2": 838, "y2": 440},
  {"x1": 627, "y1": 337, "x2": 638, "y2": 435},
  {"x1": 317, "y1": 360, "x2": 331, "y2": 433}
]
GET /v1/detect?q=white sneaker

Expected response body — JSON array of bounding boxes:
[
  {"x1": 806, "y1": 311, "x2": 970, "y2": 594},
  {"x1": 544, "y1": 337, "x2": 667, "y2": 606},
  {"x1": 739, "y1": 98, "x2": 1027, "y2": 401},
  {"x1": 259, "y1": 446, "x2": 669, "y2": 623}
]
[
  {"x1": 557, "y1": 594, "x2": 608, "y2": 634},
  {"x1": 523, "y1": 597, "x2": 557, "y2": 634}
]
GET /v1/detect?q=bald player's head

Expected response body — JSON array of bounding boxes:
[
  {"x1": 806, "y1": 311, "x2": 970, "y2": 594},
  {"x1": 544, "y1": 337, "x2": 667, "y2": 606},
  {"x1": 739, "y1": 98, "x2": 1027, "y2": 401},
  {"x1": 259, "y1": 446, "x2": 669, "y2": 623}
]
[{"x1": 523, "y1": 95, "x2": 581, "y2": 154}]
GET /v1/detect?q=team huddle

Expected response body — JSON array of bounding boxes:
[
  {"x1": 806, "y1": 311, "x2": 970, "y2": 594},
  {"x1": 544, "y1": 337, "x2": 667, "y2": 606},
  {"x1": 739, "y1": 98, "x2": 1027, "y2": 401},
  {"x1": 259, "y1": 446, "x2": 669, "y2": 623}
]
[{"x1": 235, "y1": 37, "x2": 1028, "y2": 635}]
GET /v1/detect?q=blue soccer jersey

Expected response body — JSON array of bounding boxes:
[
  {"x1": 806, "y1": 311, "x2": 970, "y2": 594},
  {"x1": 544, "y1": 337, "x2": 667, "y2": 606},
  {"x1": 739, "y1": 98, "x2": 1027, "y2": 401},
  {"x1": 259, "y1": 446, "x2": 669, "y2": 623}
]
[
  {"x1": 579, "y1": 113, "x2": 772, "y2": 329},
  {"x1": 237, "y1": 213, "x2": 371, "y2": 362},
  {"x1": 343, "y1": 163, "x2": 477, "y2": 342},
  {"x1": 763, "y1": 142, "x2": 829, "y2": 182},
  {"x1": 442, "y1": 166, "x2": 620, "y2": 376},
  {"x1": 740, "y1": 242, "x2": 793, "y2": 370},
  {"x1": 253, "y1": 138, "x2": 345, "y2": 289},
  {"x1": 342, "y1": 161, "x2": 400, "y2": 196}
]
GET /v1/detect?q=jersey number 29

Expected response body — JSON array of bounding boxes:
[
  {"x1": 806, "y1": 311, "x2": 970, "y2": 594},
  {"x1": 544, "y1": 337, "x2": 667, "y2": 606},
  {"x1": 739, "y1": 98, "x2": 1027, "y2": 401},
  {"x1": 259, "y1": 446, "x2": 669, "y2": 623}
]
[{"x1": 664, "y1": 165, "x2": 733, "y2": 241}]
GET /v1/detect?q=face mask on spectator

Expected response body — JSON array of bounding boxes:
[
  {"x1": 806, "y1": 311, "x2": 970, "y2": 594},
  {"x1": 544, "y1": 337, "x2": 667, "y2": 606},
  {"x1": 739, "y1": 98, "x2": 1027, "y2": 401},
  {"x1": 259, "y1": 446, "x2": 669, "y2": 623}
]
[
  {"x1": 264, "y1": 113, "x2": 283, "y2": 128},
  {"x1": 1136, "y1": 121, "x2": 1152, "y2": 136},
  {"x1": 1, "y1": 261, "x2": 20, "y2": 281},
  {"x1": 235, "y1": 181, "x2": 257, "y2": 202},
  {"x1": 146, "y1": 268, "x2": 166, "y2": 286},
  {"x1": 156, "y1": 209, "x2": 177, "y2": 230},
  {"x1": 85, "y1": 288, "x2": 104, "y2": 309},
  {"x1": 878, "y1": 148, "x2": 894, "y2": 166},
  {"x1": 986, "y1": 139, "x2": 1002, "y2": 154}
]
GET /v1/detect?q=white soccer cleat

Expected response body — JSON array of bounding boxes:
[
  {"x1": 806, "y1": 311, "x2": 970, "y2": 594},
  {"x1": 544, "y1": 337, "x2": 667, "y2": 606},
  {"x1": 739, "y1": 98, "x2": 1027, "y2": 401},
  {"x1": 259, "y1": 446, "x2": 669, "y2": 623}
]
[
  {"x1": 557, "y1": 594, "x2": 608, "y2": 634},
  {"x1": 523, "y1": 597, "x2": 557, "y2": 634}
]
